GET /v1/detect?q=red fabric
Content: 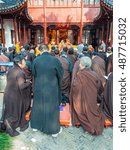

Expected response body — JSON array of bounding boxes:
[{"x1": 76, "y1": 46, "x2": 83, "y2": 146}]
[{"x1": 60, "y1": 103, "x2": 71, "y2": 126}]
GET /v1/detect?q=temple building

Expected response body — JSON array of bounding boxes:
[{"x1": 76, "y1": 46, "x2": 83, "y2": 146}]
[
  {"x1": 0, "y1": 0, "x2": 113, "y2": 48},
  {"x1": 0, "y1": 0, "x2": 32, "y2": 48},
  {"x1": 94, "y1": 0, "x2": 113, "y2": 47}
]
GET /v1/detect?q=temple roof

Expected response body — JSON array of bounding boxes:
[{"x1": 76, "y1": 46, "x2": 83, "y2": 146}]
[
  {"x1": 101, "y1": 0, "x2": 113, "y2": 10},
  {"x1": 0, "y1": 0, "x2": 27, "y2": 13},
  {"x1": 94, "y1": 0, "x2": 113, "y2": 23}
]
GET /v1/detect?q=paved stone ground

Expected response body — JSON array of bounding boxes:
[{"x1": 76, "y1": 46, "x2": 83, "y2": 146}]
[{"x1": 0, "y1": 93, "x2": 113, "y2": 150}]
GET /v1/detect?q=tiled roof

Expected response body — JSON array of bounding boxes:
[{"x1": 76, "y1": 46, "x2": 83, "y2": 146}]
[
  {"x1": 94, "y1": 0, "x2": 113, "y2": 22},
  {"x1": 0, "y1": 0, "x2": 27, "y2": 13},
  {"x1": 101, "y1": 0, "x2": 113, "y2": 9}
]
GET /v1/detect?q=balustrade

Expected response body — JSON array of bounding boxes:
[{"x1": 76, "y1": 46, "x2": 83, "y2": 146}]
[{"x1": 28, "y1": 0, "x2": 100, "y2": 7}]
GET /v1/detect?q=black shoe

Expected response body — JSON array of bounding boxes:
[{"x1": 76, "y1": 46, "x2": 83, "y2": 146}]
[
  {"x1": 61, "y1": 102, "x2": 66, "y2": 106},
  {"x1": 20, "y1": 123, "x2": 29, "y2": 132},
  {"x1": 0, "y1": 122, "x2": 6, "y2": 132},
  {"x1": 6, "y1": 128, "x2": 20, "y2": 137}
]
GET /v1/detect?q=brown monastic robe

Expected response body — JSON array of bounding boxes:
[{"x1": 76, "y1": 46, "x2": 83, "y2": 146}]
[
  {"x1": 107, "y1": 54, "x2": 113, "y2": 75},
  {"x1": 92, "y1": 55, "x2": 106, "y2": 86},
  {"x1": 67, "y1": 54, "x2": 77, "y2": 65},
  {"x1": 71, "y1": 60, "x2": 79, "y2": 84},
  {"x1": 56, "y1": 56, "x2": 71, "y2": 99},
  {"x1": 70, "y1": 68, "x2": 104, "y2": 135},
  {"x1": 3, "y1": 66, "x2": 31, "y2": 130}
]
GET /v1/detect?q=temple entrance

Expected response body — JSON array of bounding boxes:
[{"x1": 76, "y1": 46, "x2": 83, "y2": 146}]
[
  {"x1": 58, "y1": 29, "x2": 68, "y2": 43},
  {"x1": 47, "y1": 25, "x2": 79, "y2": 45},
  {"x1": 47, "y1": 29, "x2": 68, "y2": 44}
]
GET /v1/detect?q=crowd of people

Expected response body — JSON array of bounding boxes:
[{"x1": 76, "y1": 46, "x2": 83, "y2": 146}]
[{"x1": 0, "y1": 40, "x2": 113, "y2": 137}]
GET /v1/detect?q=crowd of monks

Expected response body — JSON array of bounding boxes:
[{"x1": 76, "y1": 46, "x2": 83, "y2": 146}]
[{"x1": 0, "y1": 40, "x2": 113, "y2": 137}]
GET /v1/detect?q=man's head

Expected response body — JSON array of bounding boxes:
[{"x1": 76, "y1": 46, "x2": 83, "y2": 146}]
[
  {"x1": 20, "y1": 51, "x2": 28, "y2": 60},
  {"x1": 79, "y1": 56, "x2": 92, "y2": 70},
  {"x1": 51, "y1": 46, "x2": 56, "y2": 51},
  {"x1": 24, "y1": 44, "x2": 30, "y2": 52},
  {"x1": 107, "y1": 46, "x2": 112, "y2": 53},
  {"x1": 83, "y1": 46, "x2": 88, "y2": 52},
  {"x1": 13, "y1": 55, "x2": 26, "y2": 68},
  {"x1": 98, "y1": 45, "x2": 104, "y2": 52},
  {"x1": 2, "y1": 47, "x2": 7, "y2": 53},
  {"x1": 54, "y1": 49, "x2": 60, "y2": 56},
  {"x1": 68, "y1": 47, "x2": 74, "y2": 55},
  {"x1": 38, "y1": 44, "x2": 49, "y2": 54},
  {"x1": 63, "y1": 47, "x2": 68, "y2": 53},
  {"x1": 8, "y1": 47, "x2": 14, "y2": 53}
]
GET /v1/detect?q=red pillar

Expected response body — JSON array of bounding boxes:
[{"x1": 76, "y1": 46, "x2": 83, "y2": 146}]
[
  {"x1": 18, "y1": 21, "x2": 22, "y2": 46},
  {"x1": 101, "y1": 24, "x2": 104, "y2": 41},
  {"x1": 1, "y1": 18, "x2": 5, "y2": 47},
  {"x1": 110, "y1": 22, "x2": 113, "y2": 47},
  {"x1": 43, "y1": 0, "x2": 47, "y2": 44},
  {"x1": 35, "y1": 30, "x2": 37, "y2": 45},
  {"x1": 13, "y1": 17, "x2": 17, "y2": 44},
  {"x1": 28, "y1": 28, "x2": 31, "y2": 43},
  {"x1": 106, "y1": 21, "x2": 110, "y2": 47},
  {"x1": 24, "y1": 23, "x2": 27, "y2": 44},
  {"x1": 80, "y1": 0, "x2": 83, "y2": 43}
]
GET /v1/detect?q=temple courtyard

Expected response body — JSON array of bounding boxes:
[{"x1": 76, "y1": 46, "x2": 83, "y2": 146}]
[{"x1": 0, "y1": 93, "x2": 113, "y2": 150}]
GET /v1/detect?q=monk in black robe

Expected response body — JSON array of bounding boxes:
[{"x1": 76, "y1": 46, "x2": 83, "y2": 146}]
[
  {"x1": 30, "y1": 44, "x2": 63, "y2": 136},
  {"x1": 1, "y1": 56, "x2": 31, "y2": 136},
  {"x1": 102, "y1": 72, "x2": 113, "y2": 122},
  {"x1": 70, "y1": 56, "x2": 104, "y2": 135}
]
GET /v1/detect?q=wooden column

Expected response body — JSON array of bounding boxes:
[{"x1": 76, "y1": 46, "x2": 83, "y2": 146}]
[
  {"x1": 43, "y1": 0, "x2": 47, "y2": 44},
  {"x1": 35, "y1": 30, "x2": 37, "y2": 45},
  {"x1": 1, "y1": 18, "x2": 5, "y2": 47},
  {"x1": 106, "y1": 21, "x2": 110, "y2": 48},
  {"x1": 110, "y1": 22, "x2": 113, "y2": 47},
  {"x1": 24, "y1": 23, "x2": 27, "y2": 44},
  {"x1": 101, "y1": 24, "x2": 104, "y2": 41},
  {"x1": 79, "y1": 0, "x2": 83, "y2": 43},
  {"x1": 18, "y1": 20, "x2": 22, "y2": 46},
  {"x1": 13, "y1": 17, "x2": 17, "y2": 44},
  {"x1": 27, "y1": 28, "x2": 31, "y2": 43}
]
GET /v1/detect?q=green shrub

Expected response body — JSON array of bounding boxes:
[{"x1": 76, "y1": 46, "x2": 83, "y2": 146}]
[{"x1": 0, "y1": 133, "x2": 12, "y2": 150}]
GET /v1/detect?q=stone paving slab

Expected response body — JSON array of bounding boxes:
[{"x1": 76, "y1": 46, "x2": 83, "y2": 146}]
[
  {"x1": 0, "y1": 93, "x2": 113, "y2": 150},
  {"x1": 11, "y1": 126, "x2": 112, "y2": 150}
]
